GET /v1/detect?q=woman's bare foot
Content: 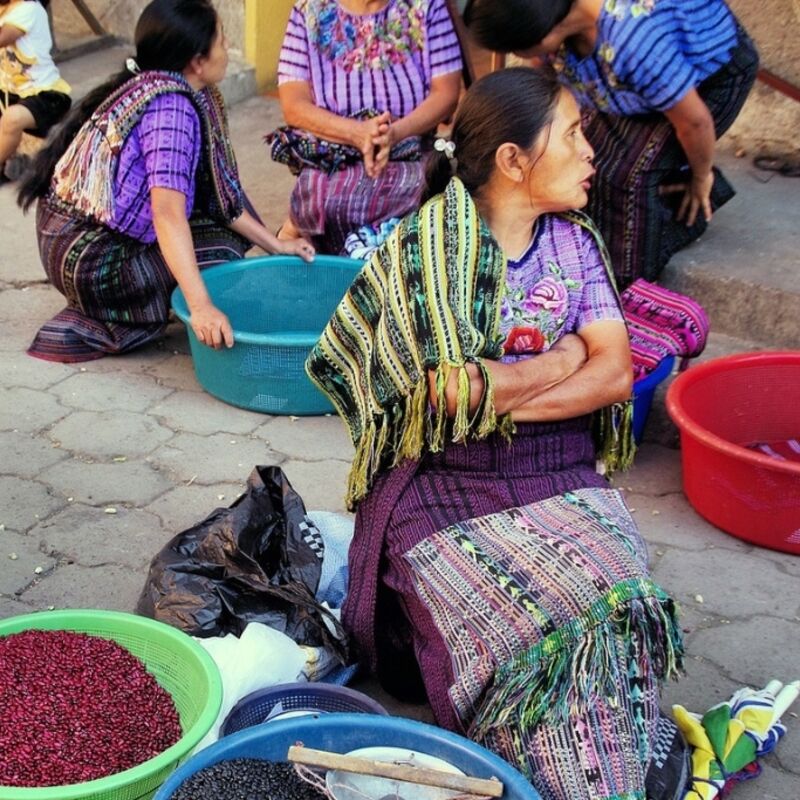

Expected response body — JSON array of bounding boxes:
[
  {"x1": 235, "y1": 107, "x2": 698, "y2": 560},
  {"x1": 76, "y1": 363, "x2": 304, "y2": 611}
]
[{"x1": 276, "y1": 217, "x2": 302, "y2": 240}]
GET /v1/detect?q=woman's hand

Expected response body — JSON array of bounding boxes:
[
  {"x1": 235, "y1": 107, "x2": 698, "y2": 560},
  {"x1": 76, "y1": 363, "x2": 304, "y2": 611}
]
[
  {"x1": 189, "y1": 300, "x2": 234, "y2": 349},
  {"x1": 273, "y1": 236, "x2": 316, "y2": 262},
  {"x1": 371, "y1": 121, "x2": 396, "y2": 178},
  {"x1": 351, "y1": 111, "x2": 392, "y2": 178}
]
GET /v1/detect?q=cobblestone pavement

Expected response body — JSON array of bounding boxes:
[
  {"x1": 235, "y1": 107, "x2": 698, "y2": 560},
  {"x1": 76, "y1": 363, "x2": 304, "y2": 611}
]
[{"x1": 0, "y1": 96, "x2": 797, "y2": 798}]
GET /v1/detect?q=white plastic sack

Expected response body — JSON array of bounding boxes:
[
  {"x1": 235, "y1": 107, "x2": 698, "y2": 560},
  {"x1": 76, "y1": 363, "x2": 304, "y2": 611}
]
[{"x1": 193, "y1": 622, "x2": 308, "y2": 752}]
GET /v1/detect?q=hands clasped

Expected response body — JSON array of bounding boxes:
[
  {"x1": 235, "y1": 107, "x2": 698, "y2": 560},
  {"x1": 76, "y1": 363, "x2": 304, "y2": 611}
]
[{"x1": 353, "y1": 110, "x2": 394, "y2": 179}]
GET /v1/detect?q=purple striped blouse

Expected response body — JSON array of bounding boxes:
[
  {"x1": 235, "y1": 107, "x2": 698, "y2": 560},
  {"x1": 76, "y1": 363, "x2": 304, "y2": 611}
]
[
  {"x1": 278, "y1": 0, "x2": 463, "y2": 119},
  {"x1": 109, "y1": 92, "x2": 201, "y2": 243},
  {"x1": 499, "y1": 215, "x2": 623, "y2": 362}
]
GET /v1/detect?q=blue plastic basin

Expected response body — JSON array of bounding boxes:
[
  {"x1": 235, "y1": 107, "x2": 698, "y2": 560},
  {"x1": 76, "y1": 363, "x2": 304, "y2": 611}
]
[
  {"x1": 154, "y1": 713, "x2": 540, "y2": 800},
  {"x1": 632, "y1": 354, "x2": 676, "y2": 443}
]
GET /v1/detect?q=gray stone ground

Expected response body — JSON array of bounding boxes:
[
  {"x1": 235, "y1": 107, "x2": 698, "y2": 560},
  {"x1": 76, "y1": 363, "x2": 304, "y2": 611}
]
[{"x1": 0, "y1": 66, "x2": 798, "y2": 797}]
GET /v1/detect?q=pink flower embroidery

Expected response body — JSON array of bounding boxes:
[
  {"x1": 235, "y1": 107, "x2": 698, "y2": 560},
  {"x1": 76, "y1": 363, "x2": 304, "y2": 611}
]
[{"x1": 521, "y1": 277, "x2": 569, "y2": 318}]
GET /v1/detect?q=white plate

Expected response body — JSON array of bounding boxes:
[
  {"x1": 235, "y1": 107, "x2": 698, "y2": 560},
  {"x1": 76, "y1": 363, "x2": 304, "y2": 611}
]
[{"x1": 326, "y1": 746, "x2": 465, "y2": 800}]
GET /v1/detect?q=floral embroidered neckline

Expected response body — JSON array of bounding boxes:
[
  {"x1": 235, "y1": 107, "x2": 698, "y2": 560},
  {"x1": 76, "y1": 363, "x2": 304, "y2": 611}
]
[{"x1": 305, "y1": 0, "x2": 426, "y2": 72}]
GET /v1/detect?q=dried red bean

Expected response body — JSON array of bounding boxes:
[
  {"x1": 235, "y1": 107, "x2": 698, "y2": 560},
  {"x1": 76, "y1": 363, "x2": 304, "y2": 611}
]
[{"x1": 0, "y1": 629, "x2": 182, "y2": 788}]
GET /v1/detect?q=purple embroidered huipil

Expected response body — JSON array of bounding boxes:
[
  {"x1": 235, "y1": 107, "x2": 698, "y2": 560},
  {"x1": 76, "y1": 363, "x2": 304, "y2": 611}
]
[
  {"x1": 499, "y1": 215, "x2": 623, "y2": 362},
  {"x1": 277, "y1": 0, "x2": 463, "y2": 119},
  {"x1": 109, "y1": 92, "x2": 201, "y2": 243}
]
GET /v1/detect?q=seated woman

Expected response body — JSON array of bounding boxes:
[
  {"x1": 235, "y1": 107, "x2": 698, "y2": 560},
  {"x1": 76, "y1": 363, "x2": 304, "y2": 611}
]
[
  {"x1": 270, "y1": 0, "x2": 463, "y2": 255},
  {"x1": 465, "y1": 0, "x2": 758, "y2": 286},
  {"x1": 18, "y1": 0, "x2": 313, "y2": 362},
  {"x1": 0, "y1": 0, "x2": 70, "y2": 185},
  {"x1": 307, "y1": 68, "x2": 687, "y2": 800}
]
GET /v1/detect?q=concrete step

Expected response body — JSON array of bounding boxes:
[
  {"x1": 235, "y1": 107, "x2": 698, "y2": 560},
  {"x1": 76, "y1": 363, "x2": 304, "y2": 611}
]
[{"x1": 661, "y1": 144, "x2": 800, "y2": 350}]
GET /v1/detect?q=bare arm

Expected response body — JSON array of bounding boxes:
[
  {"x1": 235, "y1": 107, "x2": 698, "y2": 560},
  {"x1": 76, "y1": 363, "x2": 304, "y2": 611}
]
[
  {"x1": 0, "y1": 24, "x2": 24, "y2": 48},
  {"x1": 510, "y1": 321, "x2": 633, "y2": 421},
  {"x1": 151, "y1": 187, "x2": 233, "y2": 349},
  {"x1": 662, "y1": 88, "x2": 717, "y2": 227},
  {"x1": 278, "y1": 79, "x2": 391, "y2": 176},
  {"x1": 429, "y1": 322, "x2": 632, "y2": 421},
  {"x1": 373, "y1": 71, "x2": 462, "y2": 174},
  {"x1": 228, "y1": 208, "x2": 315, "y2": 261},
  {"x1": 428, "y1": 333, "x2": 588, "y2": 417}
]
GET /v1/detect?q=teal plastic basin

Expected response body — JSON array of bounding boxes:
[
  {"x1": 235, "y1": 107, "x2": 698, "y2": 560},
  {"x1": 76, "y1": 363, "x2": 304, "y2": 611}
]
[{"x1": 171, "y1": 255, "x2": 362, "y2": 415}]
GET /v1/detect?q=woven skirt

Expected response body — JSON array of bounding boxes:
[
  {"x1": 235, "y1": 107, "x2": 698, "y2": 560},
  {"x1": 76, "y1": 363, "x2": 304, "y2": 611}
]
[
  {"x1": 29, "y1": 195, "x2": 249, "y2": 362},
  {"x1": 345, "y1": 420, "x2": 683, "y2": 800},
  {"x1": 584, "y1": 26, "x2": 759, "y2": 286}
]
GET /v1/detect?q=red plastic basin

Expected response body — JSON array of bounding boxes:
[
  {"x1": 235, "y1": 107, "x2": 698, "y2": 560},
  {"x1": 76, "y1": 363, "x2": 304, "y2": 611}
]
[{"x1": 666, "y1": 351, "x2": 800, "y2": 554}]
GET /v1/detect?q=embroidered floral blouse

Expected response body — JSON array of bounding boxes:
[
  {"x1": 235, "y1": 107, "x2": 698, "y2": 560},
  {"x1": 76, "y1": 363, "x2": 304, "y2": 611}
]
[
  {"x1": 499, "y1": 215, "x2": 623, "y2": 363},
  {"x1": 278, "y1": 0, "x2": 463, "y2": 119}
]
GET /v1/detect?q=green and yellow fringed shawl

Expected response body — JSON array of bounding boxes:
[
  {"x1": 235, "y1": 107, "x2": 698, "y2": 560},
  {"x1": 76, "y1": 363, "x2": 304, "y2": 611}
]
[
  {"x1": 52, "y1": 71, "x2": 243, "y2": 225},
  {"x1": 306, "y1": 177, "x2": 634, "y2": 509}
]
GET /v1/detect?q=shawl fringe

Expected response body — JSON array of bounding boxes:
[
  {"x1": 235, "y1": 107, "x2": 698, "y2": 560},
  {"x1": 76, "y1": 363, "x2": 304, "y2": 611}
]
[
  {"x1": 306, "y1": 179, "x2": 636, "y2": 510},
  {"x1": 470, "y1": 578, "x2": 684, "y2": 738}
]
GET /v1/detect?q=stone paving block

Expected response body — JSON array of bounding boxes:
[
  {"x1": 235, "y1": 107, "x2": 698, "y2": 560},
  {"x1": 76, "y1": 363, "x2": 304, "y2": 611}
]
[
  {"x1": 629, "y1": 491, "x2": 747, "y2": 553},
  {"x1": 149, "y1": 390, "x2": 265, "y2": 436},
  {"x1": 5, "y1": 348, "x2": 75, "y2": 390},
  {"x1": 0, "y1": 530, "x2": 56, "y2": 595},
  {"x1": 149, "y1": 432, "x2": 281, "y2": 484},
  {"x1": 0, "y1": 386, "x2": 68, "y2": 433},
  {"x1": 0, "y1": 476, "x2": 65, "y2": 532},
  {"x1": 654, "y1": 546, "x2": 800, "y2": 622},
  {"x1": 610, "y1": 443, "x2": 683, "y2": 496},
  {"x1": 280, "y1": 459, "x2": 351, "y2": 513},
  {"x1": 34, "y1": 505, "x2": 171, "y2": 570},
  {"x1": 0, "y1": 325, "x2": 41, "y2": 353},
  {"x1": 49, "y1": 410, "x2": 174, "y2": 458},
  {"x1": 0, "y1": 285, "x2": 61, "y2": 323},
  {"x1": 39, "y1": 458, "x2": 172, "y2": 506},
  {"x1": 689, "y1": 616, "x2": 800, "y2": 697},
  {"x1": 750, "y1": 546, "x2": 800, "y2": 579},
  {"x1": 51, "y1": 370, "x2": 173, "y2": 413},
  {"x1": 21, "y1": 563, "x2": 148, "y2": 613},
  {"x1": 0, "y1": 430, "x2": 68, "y2": 478},
  {"x1": 256, "y1": 416, "x2": 354, "y2": 462},
  {"x1": 0, "y1": 595, "x2": 36, "y2": 621},
  {"x1": 733, "y1": 761, "x2": 800, "y2": 799},
  {"x1": 144, "y1": 353, "x2": 204, "y2": 392},
  {"x1": 659, "y1": 652, "x2": 740, "y2": 718},
  {"x1": 145, "y1": 482, "x2": 246, "y2": 534}
]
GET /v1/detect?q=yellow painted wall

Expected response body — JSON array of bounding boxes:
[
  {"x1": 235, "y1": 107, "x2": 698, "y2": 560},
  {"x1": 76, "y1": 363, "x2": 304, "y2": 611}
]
[{"x1": 245, "y1": 0, "x2": 295, "y2": 91}]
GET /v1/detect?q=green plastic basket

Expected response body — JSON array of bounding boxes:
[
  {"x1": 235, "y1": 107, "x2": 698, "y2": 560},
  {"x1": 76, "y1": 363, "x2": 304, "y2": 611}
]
[
  {"x1": 171, "y1": 255, "x2": 362, "y2": 415},
  {"x1": 0, "y1": 610, "x2": 222, "y2": 800}
]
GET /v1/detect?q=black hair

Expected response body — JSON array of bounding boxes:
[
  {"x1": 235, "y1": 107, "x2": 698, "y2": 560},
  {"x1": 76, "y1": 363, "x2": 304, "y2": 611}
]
[
  {"x1": 423, "y1": 67, "x2": 562, "y2": 202},
  {"x1": 464, "y1": 0, "x2": 574, "y2": 53},
  {"x1": 18, "y1": 0, "x2": 218, "y2": 211}
]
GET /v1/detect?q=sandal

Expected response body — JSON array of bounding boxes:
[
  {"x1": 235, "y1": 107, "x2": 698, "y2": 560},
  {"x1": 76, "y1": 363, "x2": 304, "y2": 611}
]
[{"x1": 753, "y1": 154, "x2": 800, "y2": 177}]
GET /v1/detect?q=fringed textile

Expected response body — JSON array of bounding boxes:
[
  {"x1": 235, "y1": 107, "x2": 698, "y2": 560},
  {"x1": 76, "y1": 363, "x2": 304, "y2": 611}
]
[
  {"x1": 393, "y1": 485, "x2": 683, "y2": 800},
  {"x1": 306, "y1": 178, "x2": 634, "y2": 508},
  {"x1": 52, "y1": 71, "x2": 243, "y2": 226}
]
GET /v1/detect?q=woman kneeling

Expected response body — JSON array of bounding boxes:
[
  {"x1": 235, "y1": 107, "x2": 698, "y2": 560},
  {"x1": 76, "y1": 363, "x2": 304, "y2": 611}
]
[{"x1": 308, "y1": 68, "x2": 685, "y2": 800}]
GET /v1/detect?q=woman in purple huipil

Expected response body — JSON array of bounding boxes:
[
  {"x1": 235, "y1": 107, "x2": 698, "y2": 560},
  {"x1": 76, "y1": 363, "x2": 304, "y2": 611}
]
[
  {"x1": 308, "y1": 69, "x2": 688, "y2": 800},
  {"x1": 18, "y1": 0, "x2": 314, "y2": 363},
  {"x1": 270, "y1": 0, "x2": 463, "y2": 255}
]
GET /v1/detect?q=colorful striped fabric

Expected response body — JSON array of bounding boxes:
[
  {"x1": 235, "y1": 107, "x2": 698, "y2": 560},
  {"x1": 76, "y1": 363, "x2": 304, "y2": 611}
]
[
  {"x1": 277, "y1": 0, "x2": 462, "y2": 119},
  {"x1": 580, "y1": 25, "x2": 758, "y2": 285},
  {"x1": 52, "y1": 70, "x2": 243, "y2": 230},
  {"x1": 307, "y1": 177, "x2": 636, "y2": 508},
  {"x1": 342, "y1": 421, "x2": 684, "y2": 800},
  {"x1": 28, "y1": 197, "x2": 249, "y2": 362},
  {"x1": 620, "y1": 279, "x2": 709, "y2": 380},
  {"x1": 560, "y1": 0, "x2": 739, "y2": 115}
]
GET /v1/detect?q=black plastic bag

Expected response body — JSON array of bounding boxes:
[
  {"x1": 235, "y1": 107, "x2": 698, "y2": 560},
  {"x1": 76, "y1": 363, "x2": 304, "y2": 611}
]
[{"x1": 136, "y1": 466, "x2": 347, "y2": 659}]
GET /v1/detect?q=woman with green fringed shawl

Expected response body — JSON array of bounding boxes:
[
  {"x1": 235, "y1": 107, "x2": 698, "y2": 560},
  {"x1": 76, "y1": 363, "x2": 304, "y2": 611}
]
[{"x1": 307, "y1": 67, "x2": 687, "y2": 800}]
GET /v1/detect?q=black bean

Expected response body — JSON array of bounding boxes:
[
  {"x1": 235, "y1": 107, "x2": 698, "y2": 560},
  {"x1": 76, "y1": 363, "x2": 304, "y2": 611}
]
[{"x1": 169, "y1": 758, "x2": 327, "y2": 800}]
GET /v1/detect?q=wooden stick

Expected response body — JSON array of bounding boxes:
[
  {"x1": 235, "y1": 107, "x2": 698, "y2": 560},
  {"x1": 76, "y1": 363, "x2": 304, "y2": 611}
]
[{"x1": 287, "y1": 746, "x2": 504, "y2": 798}]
